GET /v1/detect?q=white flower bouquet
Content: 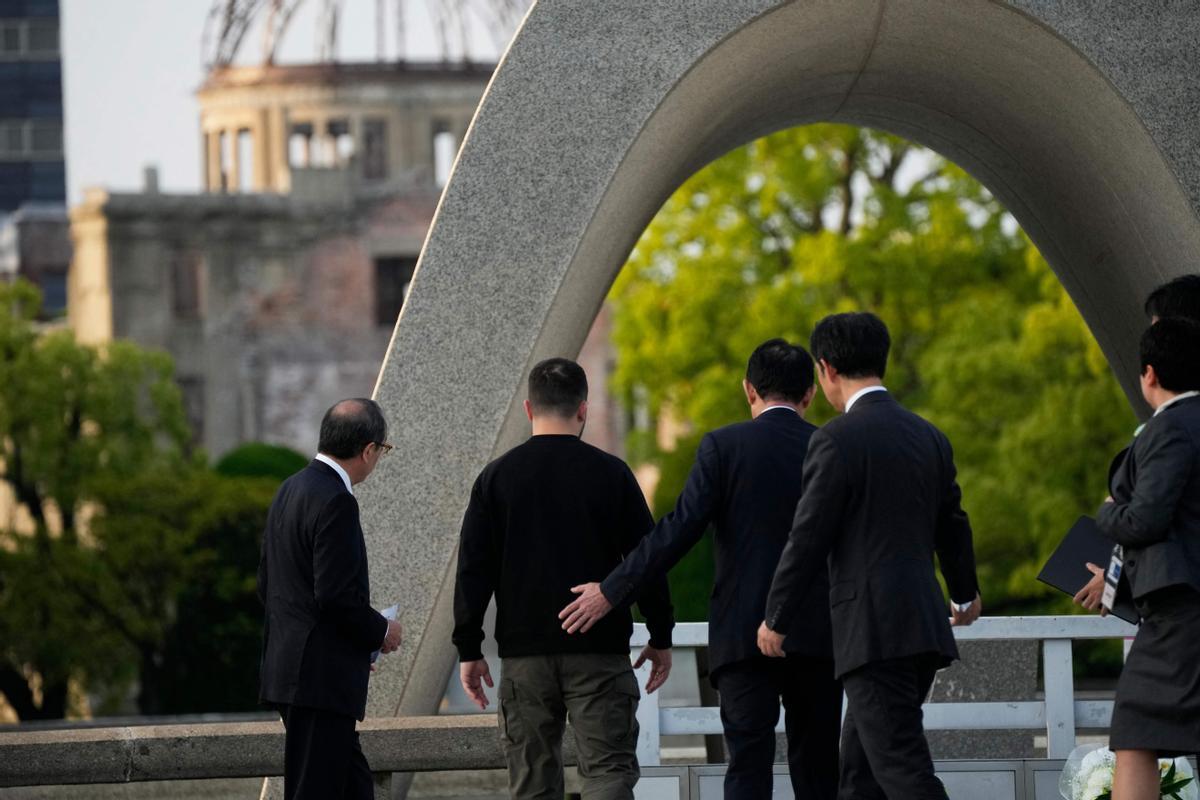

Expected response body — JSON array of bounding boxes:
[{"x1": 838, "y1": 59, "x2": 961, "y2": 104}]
[{"x1": 1059, "y1": 744, "x2": 1197, "y2": 800}]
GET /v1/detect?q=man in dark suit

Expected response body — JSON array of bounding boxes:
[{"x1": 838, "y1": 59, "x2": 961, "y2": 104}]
[
  {"x1": 758, "y1": 313, "x2": 981, "y2": 800},
  {"x1": 558, "y1": 339, "x2": 839, "y2": 799},
  {"x1": 258, "y1": 398, "x2": 403, "y2": 800}
]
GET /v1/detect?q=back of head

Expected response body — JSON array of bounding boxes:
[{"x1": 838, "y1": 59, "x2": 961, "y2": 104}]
[
  {"x1": 1145, "y1": 274, "x2": 1200, "y2": 321},
  {"x1": 1141, "y1": 317, "x2": 1200, "y2": 394},
  {"x1": 528, "y1": 358, "x2": 588, "y2": 417},
  {"x1": 810, "y1": 312, "x2": 891, "y2": 379},
  {"x1": 746, "y1": 338, "x2": 815, "y2": 403},
  {"x1": 318, "y1": 398, "x2": 388, "y2": 458}
]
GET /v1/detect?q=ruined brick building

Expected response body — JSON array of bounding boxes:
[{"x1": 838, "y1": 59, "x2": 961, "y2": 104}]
[{"x1": 67, "y1": 59, "x2": 628, "y2": 460}]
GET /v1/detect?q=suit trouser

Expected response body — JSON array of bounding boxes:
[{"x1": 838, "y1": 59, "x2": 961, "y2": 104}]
[
  {"x1": 499, "y1": 654, "x2": 641, "y2": 800},
  {"x1": 278, "y1": 704, "x2": 373, "y2": 800},
  {"x1": 714, "y1": 655, "x2": 842, "y2": 800},
  {"x1": 838, "y1": 654, "x2": 948, "y2": 800}
]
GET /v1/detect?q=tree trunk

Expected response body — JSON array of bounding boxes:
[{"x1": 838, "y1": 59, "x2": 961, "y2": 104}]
[
  {"x1": 0, "y1": 664, "x2": 68, "y2": 720},
  {"x1": 138, "y1": 646, "x2": 165, "y2": 716}
]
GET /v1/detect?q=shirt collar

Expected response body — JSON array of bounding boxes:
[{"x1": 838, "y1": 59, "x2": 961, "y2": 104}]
[
  {"x1": 1154, "y1": 390, "x2": 1200, "y2": 417},
  {"x1": 845, "y1": 385, "x2": 888, "y2": 413},
  {"x1": 760, "y1": 404, "x2": 799, "y2": 416},
  {"x1": 314, "y1": 453, "x2": 353, "y2": 495}
]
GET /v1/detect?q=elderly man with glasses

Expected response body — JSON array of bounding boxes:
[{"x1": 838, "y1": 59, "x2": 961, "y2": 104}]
[{"x1": 257, "y1": 398, "x2": 403, "y2": 800}]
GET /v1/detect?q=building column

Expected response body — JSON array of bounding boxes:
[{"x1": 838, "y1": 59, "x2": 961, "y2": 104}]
[
  {"x1": 205, "y1": 129, "x2": 223, "y2": 192},
  {"x1": 268, "y1": 105, "x2": 289, "y2": 191},
  {"x1": 228, "y1": 127, "x2": 242, "y2": 193},
  {"x1": 254, "y1": 110, "x2": 272, "y2": 191}
]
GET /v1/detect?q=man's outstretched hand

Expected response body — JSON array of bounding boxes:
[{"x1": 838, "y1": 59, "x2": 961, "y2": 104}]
[
  {"x1": 559, "y1": 582, "x2": 614, "y2": 634},
  {"x1": 634, "y1": 645, "x2": 672, "y2": 694},
  {"x1": 460, "y1": 659, "x2": 494, "y2": 710},
  {"x1": 756, "y1": 622, "x2": 785, "y2": 658}
]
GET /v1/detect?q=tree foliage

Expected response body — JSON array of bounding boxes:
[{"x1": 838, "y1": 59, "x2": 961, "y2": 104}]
[
  {"x1": 609, "y1": 125, "x2": 1136, "y2": 621},
  {"x1": 0, "y1": 280, "x2": 273, "y2": 718}
]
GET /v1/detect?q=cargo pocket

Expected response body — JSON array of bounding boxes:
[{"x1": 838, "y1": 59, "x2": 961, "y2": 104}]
[
  {"x1": 603, "y1": 671, "x2": 642, "y2": 746},
  {"x1": 498, "y1": 677, "x2": 519, "y2": 746}
]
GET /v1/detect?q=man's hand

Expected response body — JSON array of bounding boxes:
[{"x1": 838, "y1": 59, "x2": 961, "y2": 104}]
[
  {"x1": 1073, "y1": 563, "x2": 1108, "y2": 616},
  {"x1": 460, "y1": 659, "x2": 494, "y2": 710},
  {"x1": 634, "y1": 646, "x2": 672, "y2": 694},
  {"x1": 950, "y1": 592, "x2": 983, "y2": 627},
  {"x1": 756, "y1": 622, "x2": 785, "y2": 658},
  {"x1": 381, "y1": 619, "x2": 403, "y2": 654},
  {"x1": 558, "y1": 582, "x2": 613, "y2": 634}
]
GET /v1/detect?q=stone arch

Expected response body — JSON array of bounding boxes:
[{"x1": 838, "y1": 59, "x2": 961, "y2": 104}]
[{"x1": 356, "y1": 0, "x2": 1200, "y2": 721}]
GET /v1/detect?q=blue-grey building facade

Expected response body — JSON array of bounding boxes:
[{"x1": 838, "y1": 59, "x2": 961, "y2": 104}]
[{"x1": 0, "y1": 0, "x2": 65, "y2": 213}]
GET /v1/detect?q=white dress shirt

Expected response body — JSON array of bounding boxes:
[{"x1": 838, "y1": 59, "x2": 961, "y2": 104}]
[
  {"x1": 314, "y1": 453, "x2": 353, "y2": 495},
  {"x1": 844, "y1": 385, "x2": 888, "y2": 413},
  {"x1": 1154, "y1": 390, "x2": 1200, "y2": 417},
  {"x1": 761, "y1": 404, "x2": 800, "y2": 416}
]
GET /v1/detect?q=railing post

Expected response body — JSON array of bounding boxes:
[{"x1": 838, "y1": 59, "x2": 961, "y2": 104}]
[
  {"x1": 635, "y1": 657, "x2": 662, "y2": 767},
  {"x1": 1042, "y1": 638, "x2": 1076, "y2": 758},
  {"x1": 373, "y1": 772, "x2": 393, "y2": 800}
]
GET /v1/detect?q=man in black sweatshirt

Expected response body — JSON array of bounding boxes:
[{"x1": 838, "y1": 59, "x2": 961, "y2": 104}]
[{"x1": 452, "y1": 357, "x2": 674, "y2": 800}]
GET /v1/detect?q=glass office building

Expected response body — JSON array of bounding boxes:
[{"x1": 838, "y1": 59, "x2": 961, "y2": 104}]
[{"x1": 0, "y1": 0, "x2": 65, "y2": 213}]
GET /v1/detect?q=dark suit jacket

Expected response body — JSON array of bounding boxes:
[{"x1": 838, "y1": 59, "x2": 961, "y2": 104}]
[
  {"x1": 258, "y1": 460, "x2": 388, "y2": 720},
  {"x1": 764, "y1": 391, "x2": 978, "y2": 678},
  {"x1": 1099, "y1": 395, "x2": 1200, "y2": 600},
  {"x1": 601, "y1": 408, "x2": 833, "y2": 674}
]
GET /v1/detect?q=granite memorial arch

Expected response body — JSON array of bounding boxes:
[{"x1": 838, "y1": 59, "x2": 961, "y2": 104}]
[{"x1": 356, "y1": 0, "x2": 1200, "y2": 726}]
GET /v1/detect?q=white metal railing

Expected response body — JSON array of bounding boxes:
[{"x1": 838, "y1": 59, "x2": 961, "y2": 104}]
[{"x1": 628, "y1": 615, "x2": 1137, "y2": 765}]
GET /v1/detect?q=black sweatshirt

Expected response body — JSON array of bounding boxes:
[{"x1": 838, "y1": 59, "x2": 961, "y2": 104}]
[{"x1": 452, "y1": 434, "x2": 674, "y2": 661}]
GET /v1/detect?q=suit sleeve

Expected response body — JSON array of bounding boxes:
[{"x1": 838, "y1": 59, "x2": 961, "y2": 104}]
[
  {"x1": 312, "y1": 492, "x2": 389, "y2": 652},
  {"x1": 600, "y1": 434, "x2": 722, "y2": 612},
  {"x1": 257, "y1": 512, "x2": 270, "y2": 607},
  {"x1": 1097, "y1": 418, "x2": 1194, "y2": 548},
  {"x1": 934, "y1": 435, "x2": 978, "y2": 605},
  {"x1": 619, "y1": 466, "x2": 675, "y2": 650},
  {"x1": 764, "y1": 430, "x2": 847, "y2": 632},
  {"x1": 452, "y1": 474, "x2": 495, "y2": 662}
]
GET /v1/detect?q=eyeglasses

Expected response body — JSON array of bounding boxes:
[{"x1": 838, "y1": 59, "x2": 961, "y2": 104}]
[{"x1": 374, "y1": 441, "x2": 394, "y2": 456}]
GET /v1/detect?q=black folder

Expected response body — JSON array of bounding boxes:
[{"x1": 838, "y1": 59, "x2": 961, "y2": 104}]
[{"x1": 1037, "y1": 515, "x2": 1139, "y2": 624}]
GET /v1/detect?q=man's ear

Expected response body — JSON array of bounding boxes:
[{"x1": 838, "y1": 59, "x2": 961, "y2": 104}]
[
  {"x1": 524, "y1": 399, "x2": 534, "y2": 422},
  {"x1": 743, "y1": 379, "x2": 759, "y2": 406},
  {"x1": 800, "y1": 385, "x2": 816, "y2": 411},
  {"x1": 1142, "y1": 365, "x2": 1160, "y2": 390},
  {"x1": 577, "y1": 400, "x2": 589, "y2": 422},
  {"x1": 818, "y1": 359, "x2": 835, "y2": 381}
]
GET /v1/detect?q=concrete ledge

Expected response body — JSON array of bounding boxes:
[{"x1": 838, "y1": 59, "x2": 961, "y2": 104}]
[{"x1": 0, "y1": 715, "x2": 527, "y2": 787}]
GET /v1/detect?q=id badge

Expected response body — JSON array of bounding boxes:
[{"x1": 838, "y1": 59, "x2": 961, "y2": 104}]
[{"x1": 1101, "y1": 545, "x2": 1123, "y2": 613}]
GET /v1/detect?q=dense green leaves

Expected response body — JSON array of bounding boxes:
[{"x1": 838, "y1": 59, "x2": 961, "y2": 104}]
[
  {"x1": 0, "y1": 280, "x2": 277, "y2": 718},
  {"x1": 609, "y1": 125, "x2": 1137, "y2": 620}
]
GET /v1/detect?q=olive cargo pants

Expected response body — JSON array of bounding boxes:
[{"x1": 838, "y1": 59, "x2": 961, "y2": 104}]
[{"x1": 499, "y1": 654, "x2": 641, "y2": 800}]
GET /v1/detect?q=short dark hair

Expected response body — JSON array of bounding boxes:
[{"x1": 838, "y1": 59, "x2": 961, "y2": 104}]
[
  {"x1": 1145, "y1": 274, "x2": 1200, "y2": 321},
  {"x1": 809, "y1": 312, "x2": 891, "y2": 380},
  {"x1": 745, "y1": 338, "x2": 814, "y2": 403},
  {"x1": 318, "y1": 398, "x2": 388, "y2": 459},
  {"x1": 528, "y1": 358, "x2": 588, "y2": 417},
  {"x1": 1140, "y1": 317, "x2": 1200, "y2": 393}
]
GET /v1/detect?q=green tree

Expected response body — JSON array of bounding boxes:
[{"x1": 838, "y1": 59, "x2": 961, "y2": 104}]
[
  {"x1": 0, "y1": 280, "x2": 191, "y2": 718},
  {"x1": 216, "y1": 442, "x2": 307, "y2": 482},
  {"x1": 609, "y1": 125, "x2": 1136, "y2": 619},
  {"x1": 0, "y1": 280, "x2": 275, "y2": 717},
  {"x1": 79, "y1": 470, "x2": 274, "y2": 715}
]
